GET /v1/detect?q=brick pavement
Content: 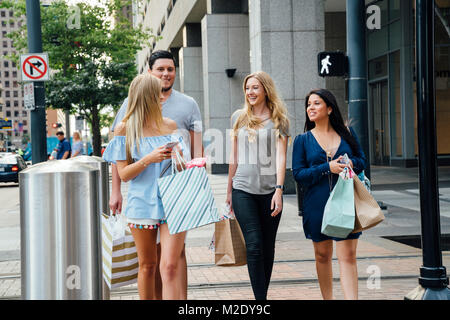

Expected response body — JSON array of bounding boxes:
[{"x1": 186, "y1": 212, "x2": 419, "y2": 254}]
[{"x1": 2, "y1": 169, "x2": 450, "y2": 300}]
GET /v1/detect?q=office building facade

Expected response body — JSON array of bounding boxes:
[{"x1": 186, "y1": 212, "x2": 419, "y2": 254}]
[{"x1": 132, "y1": 0, "x2": 449, "y2": 174}]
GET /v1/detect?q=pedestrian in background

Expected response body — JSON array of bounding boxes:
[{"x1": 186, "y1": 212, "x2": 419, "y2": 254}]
[
  {"x1": 71, "y1": 131, "x2": 84, "y2": 157},
  {"x1": 226, "y1": 71, "x2": 290, "y2": 300},
  {"x1": 292, "y1": 88, "x2": 366, "y2": 300},
  {"x1": 54, "y1": 131, "x2": 71, "y2": 159},
  {"x1": 103, "y1": 73, "x2": 187, "y2": 300}
]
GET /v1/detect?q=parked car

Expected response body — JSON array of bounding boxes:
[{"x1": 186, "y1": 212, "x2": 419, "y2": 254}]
[{"x1": 0, "y1": 154, "x2": 28, "y2": 184}]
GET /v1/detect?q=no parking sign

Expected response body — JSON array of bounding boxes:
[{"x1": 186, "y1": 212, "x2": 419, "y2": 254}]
[{"x1": 20, "y1": 53, "x2": 50, "y2": 81}]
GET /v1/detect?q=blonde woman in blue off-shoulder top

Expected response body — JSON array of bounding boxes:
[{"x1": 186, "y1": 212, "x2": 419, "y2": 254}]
[{"x1": 103, "y1": 73, "x2": 187, "y2": 300}]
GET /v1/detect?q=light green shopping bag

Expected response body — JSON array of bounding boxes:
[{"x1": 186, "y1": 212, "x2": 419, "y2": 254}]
[{"x1": 321, "y1": 174, "x2": 355, "y2": 238}]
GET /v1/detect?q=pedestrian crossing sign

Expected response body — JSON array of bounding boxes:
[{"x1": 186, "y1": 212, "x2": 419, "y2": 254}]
[{"x1": 318, "y1": 52, "x2": 347, "y2": 77}]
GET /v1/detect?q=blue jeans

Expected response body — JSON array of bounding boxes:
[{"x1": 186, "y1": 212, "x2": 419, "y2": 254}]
[{"x1": 232, "y1": 188, "x2": 282, "y2": 300}]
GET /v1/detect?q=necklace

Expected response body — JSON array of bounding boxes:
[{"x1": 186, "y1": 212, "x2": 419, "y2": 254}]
[
  {"x1": 312, "y1": 129, "x2": 339, "y2": 158},
  {"x1": 312, "y1": 129, "x2": 338, "y2": 193}
]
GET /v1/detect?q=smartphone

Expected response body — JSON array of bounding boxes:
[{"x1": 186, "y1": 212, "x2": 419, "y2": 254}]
[{"x1": 163, "y1": 141, "x2": 179, "y2": 150}]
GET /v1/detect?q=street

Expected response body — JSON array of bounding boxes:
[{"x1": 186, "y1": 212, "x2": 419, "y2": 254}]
[
  {"x1": 0, "y1": 182, "x2": 20, "y2": 262},
  {"x1": 0, "y1": 166, "x2": 450, "y2": 299}
]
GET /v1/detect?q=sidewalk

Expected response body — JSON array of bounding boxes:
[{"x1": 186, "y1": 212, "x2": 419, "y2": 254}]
[{"x1": 1, "y1": 166, "x2": 449, "y2": 300}]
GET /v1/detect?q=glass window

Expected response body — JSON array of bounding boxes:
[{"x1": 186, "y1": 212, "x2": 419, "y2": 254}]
[
  {"x1": 368, "y1": 26, "x2": 388, "y2": 59},
  {"x1": 435, "y1": 6, "x2": 450, "y2": 155},
  {"x1": 389, "y1": 20, "x2": 401, "y2": 50},
  {"x1": 378, "y1": 0, "x2": 388, "y2": 26},
  {"x1": 389, "y1": 0, "x2": 400, "y2": 21},
  {"x1": 389, "y1": 51, "x2": 402, "y2": 157},
  {"x1": 369, "y1": 55, "x2": 388, "y2": 80}
]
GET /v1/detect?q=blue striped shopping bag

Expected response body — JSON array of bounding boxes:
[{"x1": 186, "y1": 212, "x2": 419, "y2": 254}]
[{"x1": 157, "y1": 166, "x2": 220, "y2": 234}]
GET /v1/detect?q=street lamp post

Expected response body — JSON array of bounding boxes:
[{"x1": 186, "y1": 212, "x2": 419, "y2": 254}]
[
  {"x1": 26, "y1": 0, "x2": 47, "y2": 164},
  {"x1": 346, "y1": 0, "x2": 370, "y2": 179},
  {"x1": 407, "y1": 0, "x2": 450, "y2": 300}
]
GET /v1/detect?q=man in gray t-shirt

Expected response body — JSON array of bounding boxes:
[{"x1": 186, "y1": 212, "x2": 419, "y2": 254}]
[
  {"x1": 111, "y1": 91, "x2": 202, "y2": 161},
  {"x1": 109, "y1": 50, "x2": 203, "y2": 300}
]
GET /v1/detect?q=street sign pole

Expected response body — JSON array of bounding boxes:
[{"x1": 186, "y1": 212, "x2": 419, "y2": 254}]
[
  {"x1": 406, "y1": 0, "x2": 450, "y2": 300},
  {"x1": 26, "y1": 0, "x2": 47, "y2": 164}
]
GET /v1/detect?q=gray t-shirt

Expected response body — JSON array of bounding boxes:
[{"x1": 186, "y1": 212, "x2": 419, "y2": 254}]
[
  {"x1": 231, "y1": 110, "x2": 288, "y2": 195},
  {"x1": 111, "y1": 89, "x2": 202, "y2": 161}
]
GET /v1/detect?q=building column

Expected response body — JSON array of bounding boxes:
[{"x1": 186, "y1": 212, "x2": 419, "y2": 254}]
[
  {"x1": 202, "y1": 1, "x2": 250, "y2": 173},
  {"x1": 249, "y1": 0, "x2": 326, "y2": 192},
  {"x1": 179, "y1": 23, "x2": 204, "y2": 125},
  {"x1": 170, "y1": 47, "x2": 181, "y2": 91}
]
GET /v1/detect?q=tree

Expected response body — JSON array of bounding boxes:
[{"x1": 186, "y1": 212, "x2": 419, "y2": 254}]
[{"x1": 1, "y1": 0, "x2": 159, "y2": 155}]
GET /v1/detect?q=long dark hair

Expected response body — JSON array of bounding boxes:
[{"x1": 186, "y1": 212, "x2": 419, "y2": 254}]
[{"x1": 304, "y1": 89, "x2": 361, "y2": 156}]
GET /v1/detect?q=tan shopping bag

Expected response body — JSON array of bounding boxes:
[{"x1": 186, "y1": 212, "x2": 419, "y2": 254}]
[
  {"x1": 214, "y1": 218, "x2": 247, "y2": 266},
  {"x1": 352, "y1": 175, "x2": 385, "y2": 233}
]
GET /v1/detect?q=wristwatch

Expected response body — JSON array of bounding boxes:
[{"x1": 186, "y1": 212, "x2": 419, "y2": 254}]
[{"x1": 275, "y1": 185, "x2": 284, "y2": 191}]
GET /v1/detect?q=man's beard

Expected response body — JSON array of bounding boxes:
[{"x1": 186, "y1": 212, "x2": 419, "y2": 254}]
[{"x1": 162, "y1": 85, "x2": 173, "y2": 92}]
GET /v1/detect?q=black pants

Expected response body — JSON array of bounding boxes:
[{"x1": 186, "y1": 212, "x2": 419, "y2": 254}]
[{"x1": 231, "y1": 188, "x2": 282, "y2": 300}]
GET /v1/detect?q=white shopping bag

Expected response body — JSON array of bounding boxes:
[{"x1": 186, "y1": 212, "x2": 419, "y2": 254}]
[{"x1": 101, "y1": 214, "x2": 138, "y2": 289}]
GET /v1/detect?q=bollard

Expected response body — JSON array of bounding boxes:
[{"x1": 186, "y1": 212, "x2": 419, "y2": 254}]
[
  {"x1": 19, "y1": 160, "x2": 102, "y2": 299},
  {"x1": 67, "y1": 155, "x2": 110, "y2": 299}
]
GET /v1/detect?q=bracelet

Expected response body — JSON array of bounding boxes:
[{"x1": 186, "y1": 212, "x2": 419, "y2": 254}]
[{"x1": 140, "y1": 160, "x2": 148, "y2": 167}]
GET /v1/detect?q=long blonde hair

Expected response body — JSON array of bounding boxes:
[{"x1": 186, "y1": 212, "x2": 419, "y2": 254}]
[
  {"x1": 232, "y1": 71, "x2": 290, "y2": 140},
  {"x1": 73, "y1": 131, "x2": 81, "y2": 141},
  {"x1": 122, "y1": 73, "x2": 163, "y2": 164}
]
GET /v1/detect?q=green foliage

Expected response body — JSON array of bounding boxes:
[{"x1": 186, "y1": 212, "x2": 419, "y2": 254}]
[{"x1": 1, "y1": 0, "x2": 160, "y2": 155}]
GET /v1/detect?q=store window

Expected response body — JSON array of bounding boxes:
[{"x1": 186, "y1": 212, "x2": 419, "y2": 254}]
[
  {"x1": 369, "y1": 55, "x2": 388, "y2": 80},
  {"x1": 435, "y1": 2, "x2": 450, "y2": 155},
  {"x1": 389, "y1": 50, "x2": 402, "y2": 157}
]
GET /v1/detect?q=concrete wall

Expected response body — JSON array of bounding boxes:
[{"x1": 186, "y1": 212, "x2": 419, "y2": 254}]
[
  {"x1": 201, "y1": 13, "x2": 250, "y2": 173},
  {"x1": 249, "y1": 0, "x2": 326, "y2": 165},
  {"x1": 325, "y1": 11, "x2": 347, "y2": 120},
  {"x1": 179, "y1": 47, "x2": 204, "y2": 123}
]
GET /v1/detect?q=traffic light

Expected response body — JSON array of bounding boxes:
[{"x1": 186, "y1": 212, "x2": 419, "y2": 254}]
[{"x1": 52, "y1": 123, "x2": 62, "y2": 128}]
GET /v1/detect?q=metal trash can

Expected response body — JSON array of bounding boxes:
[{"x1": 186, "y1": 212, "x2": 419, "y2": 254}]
[
  {"x1": 67, "y1": 155, "x2": 110, "y2": 299},
  {"x1": 67, "y1": 156, "x2": 109, "y2": 217},
  {"x1": 19, "y1": 160, "x2": 102, "y2": 300}
]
